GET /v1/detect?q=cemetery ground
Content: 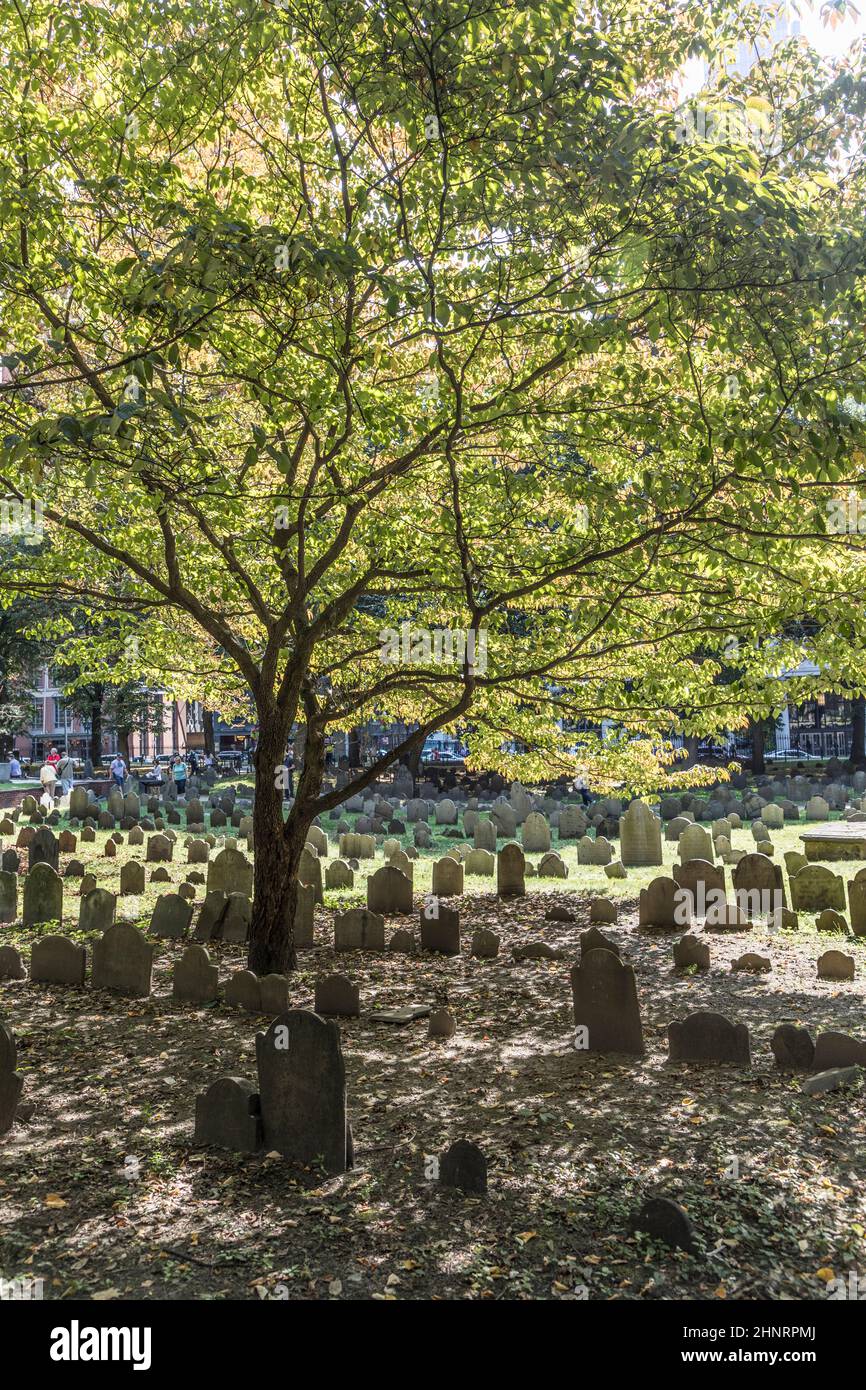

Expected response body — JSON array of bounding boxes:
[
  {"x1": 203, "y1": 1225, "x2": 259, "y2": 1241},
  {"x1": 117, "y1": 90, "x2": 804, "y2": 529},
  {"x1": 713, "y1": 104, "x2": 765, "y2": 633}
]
[{"x1": 2, "y1": 796, "x2": 866, "y2": 1302}]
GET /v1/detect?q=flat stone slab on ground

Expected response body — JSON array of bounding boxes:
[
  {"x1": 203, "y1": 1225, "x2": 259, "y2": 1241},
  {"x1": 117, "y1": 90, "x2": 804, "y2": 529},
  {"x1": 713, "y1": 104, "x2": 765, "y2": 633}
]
[
  {"x1": 370, "y1": 1005, "x2": 431, "y2": 1024},
  {"x1": 800, "y1": 823, "x2": 866, "y2": 860}
]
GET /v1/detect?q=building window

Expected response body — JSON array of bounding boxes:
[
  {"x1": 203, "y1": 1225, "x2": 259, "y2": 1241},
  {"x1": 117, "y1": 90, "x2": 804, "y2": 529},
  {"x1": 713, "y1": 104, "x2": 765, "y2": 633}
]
[{"x1": 53, "y1": 698, "x2": 64, "y2": 732}]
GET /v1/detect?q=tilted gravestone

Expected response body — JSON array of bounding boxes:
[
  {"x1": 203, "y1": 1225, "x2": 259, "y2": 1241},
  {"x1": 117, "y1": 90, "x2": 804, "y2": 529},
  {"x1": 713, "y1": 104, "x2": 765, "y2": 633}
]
[
  {"x1": 194, "y1": 1077, "x2": 262, "y2": 1153},
  {"x1": 570, "y1": 948, "x2": 644, "y2": 1055},
  {"x1": 299, "y1": 845, "x2": 324, "y2": 905},
  {"x1": 314, "y1": 973, "x2": 360, "y2": 1018},
  {"x1": 619, "y1": 801, "x2": 663, "y2": 867},
  {"x1": 31, "y1": 935, "x2": 86, "y2": 986},
  {"x1": 812, "y1": 1031, "x2": 866, "y2": 1070},
  {"x1": 847, "y1": 869, "x2": 866, "y2": 936},
  {"x1": 255, "y1": 1010, "x2": 353, "y2": 1174},
  {"x1": 673, "y1": 935, "x2": 710, "y2": 971},
  {"x1": 667, "y1": 1011, "x2": 751, "y2": 1065},
  {"x1": 91, "y1": 923, "x2": 154, "y2": 996},
  {"x1": 78, "y1": 888, "x2": 116, "y2": 934},
  {"x1": 150, "y1": 893, "x2": 193, "y2": 940}
]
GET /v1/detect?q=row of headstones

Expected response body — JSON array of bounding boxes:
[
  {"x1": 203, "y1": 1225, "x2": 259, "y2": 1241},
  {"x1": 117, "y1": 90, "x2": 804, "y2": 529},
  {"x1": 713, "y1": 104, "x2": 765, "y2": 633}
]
[
  {"x1": 571, "y1": 942, "x2": 865, "y2": 1074},
  {"x1": 671, "y1": 934, "x2": 858, "y2": 980},
  {"x1": 637, "y1": 857, "x2": 866, "y2": 929}
]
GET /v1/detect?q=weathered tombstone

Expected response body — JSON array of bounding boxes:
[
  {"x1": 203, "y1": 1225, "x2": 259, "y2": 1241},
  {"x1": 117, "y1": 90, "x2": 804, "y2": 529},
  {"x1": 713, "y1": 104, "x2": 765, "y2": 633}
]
[
  {"x1": 732, "y1": 853, "x2": 785, "y2": 916},
  {"x1": 432, "y1": 856, "x2": 463, "y2": 898},
  {"x1": 194, "y1": 1077, "x2": 262, "y2": 1153},
  {"x1": 29, "y1": 826, "x2": 59, "y2": 873},
  {"x1": 174, "y1": 944, "x2": 220, "y2": 1003},
  {"x1": 221, "y1": 893, "x2": 252, "y2": 944},
  {"x1": 30, "y1": 935, "x2": 86, "y2": 986},
  {"x1": 120, "y1": 860, "x2": 146, "y2": 896},
  {"x1": 334, "y1": 908, "x2": 385, "y2": 952},
  {"x1": 366, "y1": 865, "x2": 413, "y2": 915},
  {"x1": 315, "y1": 973, "x2": 360, "y2": 1018},
  {"x1": 496, "y1": 842, "x2": 525, "y2": 898},
  {"x1": 789, "y1": 864, "x2": 846, "y2": 914},
  {"x1": 225, "y1": 969, "x2": 262, "y2": 1012},
  {"x1": 522, "y1": 811, "x2": 551, "y2": 853},
  {"x1": 255, "y1": 1010, "x2": 352, "y2": 1173},
  {"x1": 667, "y1": 1011, "x2": 750, "y2": 1065},
  {"x1": 326, "y1": 859, "x2": 354, "y2": 890},
  {"x1": 465, "y1": 848, "x2": 495, "y2": 877},
  {"x1": 620, "y1": 801, "x2": 663, "y2": 867},
  {"x1": 0, "y1": 870, "x2": 17, "y2": 924},
  {"x1": 817, "y1": 949, "x2": 855, "y2": 981},
  {"x1": 579, "y1": 927, "x2": 620, "y2": 958},
  {"x1": 299, "y1": 845, "x2": 324, "y2": 905},
  {"x1": 673, "y1": 935, "x2": 710, "y2": 971},
  {"x1": 194, "y1": 890, "x2": 228, "y2": 941},
  {"x1": 150, "y1": 893, "x2": 193, "y2": 940},
  {"x1": 0, "y1": 946, "x2": 26, "y2": 980},
  {"x1": 420, "y1": 902, "x2": 460, "y2": 955},
  {"x1": 638, "y1": 876, "x2": 681, "y2": 930},
  {"x1": 23, "y1": 864, "x2": 63, "y2": 927},
  {"x1": 847, "y1": 870, "x2": 866, "y2": 937},
  {"x1": 471, "y1": 928, "x2": 500, "y2": 958},
  {"x1": 731, "y1": 952, "x2": 771, "y2": 974},
  {"x1": 537, "y1": 851, "x2": 568, "y2": 878},
  {"x1": 677, "y1": 823, "x2": 714, "y2": 864},
  {"x1": 79, "y1": 888, "x2": 116, "y2": 934},
  {"x1": 558, "y1": 805, "x2": 588, "y2": 840},
  {"x1": 92, "y1": 924, "x2": 154, "y2": 997},
  {"x1": 439, "y1": 1139, "x2": 487, "y2": 1194},
  {"x1": 0, "y1": 1022, "x2": 23, "y2": 1136},
  {"x1": 589, "y1": 896, "x2": 617, "y2": 924},
  {"x1": 812, "y1": 1031, "x2": 866, "y2": 1070},
  {"x1": 570, "y1": 949, "x2": 643, "y2": 1055},
  {"x1": 631, "y1": 1196, "x2": 697, "y2": 1254},
  {"x1": 473, "y1": 819, "x2": 497, "y2": 852},
  {"x1": 146, "y1": 833, "x2": 173, "y2": 863},
  {"x1": 388, "y1": 928, "x2": 417, "y2": 954},
  {"x1": 206, "y1": 845, "x2": 253, "y2": 899},
  {"x1": 771, "y1": 1024, "x2": 815, "y2": 1071}
]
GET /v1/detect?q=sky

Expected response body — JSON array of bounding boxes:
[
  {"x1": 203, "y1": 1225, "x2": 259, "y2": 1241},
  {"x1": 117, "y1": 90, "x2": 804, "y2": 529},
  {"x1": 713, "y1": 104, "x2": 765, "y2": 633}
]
[{"x1": 798, "y1": 2, "x2": 866, "y2": 55}]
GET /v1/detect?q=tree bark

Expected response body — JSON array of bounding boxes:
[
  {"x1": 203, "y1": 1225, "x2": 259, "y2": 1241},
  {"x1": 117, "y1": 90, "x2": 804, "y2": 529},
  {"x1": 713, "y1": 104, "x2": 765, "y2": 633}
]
[
  {"x1": 202, "y1": 707, "x2": 216, "y2": 755},
  {"x1": 89, "y1": 695, "x2": 103, "y2": 767},
  {"x1": 850, "y1": 694, "x2": 866, "y2": 766},
  {"x1": 750, "y1": 718, "x2": 765, "y2": 776}
]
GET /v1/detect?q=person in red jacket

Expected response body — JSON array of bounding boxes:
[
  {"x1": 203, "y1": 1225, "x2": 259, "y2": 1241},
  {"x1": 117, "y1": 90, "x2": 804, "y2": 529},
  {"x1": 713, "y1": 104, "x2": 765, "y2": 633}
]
[{"x1": 45, "y1": 746, "x2": 61, "y2": 768}]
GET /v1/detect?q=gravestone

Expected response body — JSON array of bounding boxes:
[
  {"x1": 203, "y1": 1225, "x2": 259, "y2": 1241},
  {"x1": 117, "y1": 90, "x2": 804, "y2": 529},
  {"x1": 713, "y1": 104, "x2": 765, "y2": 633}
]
[
  {"x1": 471, "y1": 928, "x2": 500, "y2": 958},
  {"x1": 334, "y1": 908, "x2": 385, "y2": 952},
  {"x1": 673, "y1": 935, "x2": 710, "y2": 971},
  {"x1": 92, "y1": 924, "x2": 154, "y2": 996},
  {"x1": 31, "y1": 935, "x2": 86, "y2": 985},
  {"x1": 23, "y1": 864, "x2": 63, "y2": 926},
  {"x1": 496, "y1": 843, "x2": 525, "y2": 898},
  {"x1": 619, "y1": 801, "x2": 663, "y2": 867},
  {"x1": 434, "y1": 798, "x2": 458, "y2": 825},
  {"x1": 771, "y1": 1025, "x2": 815, "y2": 1071},
  {"x1": 638, "y1": 877, "x2": 681, "y2": 930},
  {"x1": 631, "y1": 1197, "x2": 697, "y2": 1254},
  {"x1": 432, "y1": 856, "x2": 463, "y2": 897},
  {"x1": 150, "y1": 893, "x2": 193, "y2": 940},
  {"x1": 367, "y1": 865, "x2": 413, "y2": 915},
  {"x1": 473, "y1": 819, "x2": 497, "y2": 852},
  {"x1": 847, "y1": 870, "x2": 866, "y2": 936},
  {"x1": 678, "y1": 823, "x2": 714, "y2": 863},
  {"x1": 206, "y1": 846, "x2": 253, "y2": 899},
  {"x1": 537, "y1": 851, "x2": 568, "y2": 878},
  {"x1": 439, "y1": 1139, "x2": 487, "y2": 1194},
  {"x1": 522, "y1": 812, "x2": 550, "y2": 853},
  {"x1": 120, "y1": 861, "x2": 146, "y2": 896},
  {"x1": 0, "y1": 871, "x2": 17, "y2": 924},
  {"x1": 790, "y1": 864, "x2": 846, "y2": 914},
  {"x1": 812, "y1": 1031, "x2": 866, "y2": 1070},
  {"x1": 570, "y1": 948, "x2": 643, "y2": 1055},
  {"x1": 817, "y1": 949, "x2": 855, "y2": 981},
  {"x1": 465, "y1": 848, "x2": 495, "y2": 877},
  {"x1": 221, "y1": 893, "x2": 252, "y2": 944},
  {"x1": 255, "y1": 1010, "x2": 352, "y2": 1174},
  {"x1": 420, "y1": 903, "x2": 460, "y2": 956},
  {"x1": 0, "y1": 1022, "x2": 23, "y2": 1136},
  {"x1": 326, "y1": 859, "x2": 354, "y2": 889},
  {"x1": 667, "y1": 1011, "x2": 750, "y2": 1065},
  {"x1": 194, "y1": 1077, "x2": 262, "y2": 1153},
  {"x1": 314, "y1": 973, "x2": 360, "y2": 1017},
  {"x1": 79, "y1": 888, "x2": 116, "y2": 934},
  {"x1": 0, "y1": 946, "x2": 26, "y2": 980},
  {"x1": 299, "y1": 845, "x2": 324, "y2": 905},
  {"x1": 194, "y1": 890, "x2": 229, "y2": 941},
  {"x1": 225, "y1": 969, "x2": 262, "y2": 1012},
  {"x1": 29, "y1": 826, "x2": 59, "y2": 873},
  {"x1": 174, "y1": 945, "x2": 220, "y2": 1003},
  {"x1": 146, "y1": 833, "x2": 173, "y2": 863}
]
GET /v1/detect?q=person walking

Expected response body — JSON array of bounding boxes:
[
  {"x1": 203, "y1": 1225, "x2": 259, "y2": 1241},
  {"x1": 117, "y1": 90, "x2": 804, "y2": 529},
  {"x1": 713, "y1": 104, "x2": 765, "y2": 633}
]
[
  {"x1": 8, "y1": 754, "x2": 21, "y2": 779},
  {"x1": 109, "y1": 753, "x2": 127, "y2": 790},
  {"x1": 283, "y1": 748, "x2": 294, "y2": 799},
  {"x1": 56, "y1": 748, "x2": 75, "y2": 796},
  {"x1": 172, "y1": 754, "x2": 188, "y2": 796},
  {"x1": 39, "y1": 758, "x2": 58, "y2": 808}
]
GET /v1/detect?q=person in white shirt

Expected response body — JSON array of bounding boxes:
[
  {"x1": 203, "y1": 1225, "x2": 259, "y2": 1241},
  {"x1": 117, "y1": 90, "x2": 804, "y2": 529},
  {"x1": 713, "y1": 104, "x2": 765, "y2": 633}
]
[
  {"x1": 109, "y1": 754, "x2": 127, "y2": 790},
  {"x1": 39, "y1": 759, "x2": 58, "y2": 807}
]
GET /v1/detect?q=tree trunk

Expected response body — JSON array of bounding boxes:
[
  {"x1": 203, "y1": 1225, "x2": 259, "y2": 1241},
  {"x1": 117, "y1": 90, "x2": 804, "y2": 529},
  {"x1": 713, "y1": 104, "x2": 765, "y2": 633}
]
[
  {"x1": 89, "y1": 697, "x2": 103, "y2": 767},
  {"x1": 118, "y1": 727, "x2": 132, "y2": 765},
  {"x1": 203, "y1": 707, "x2": 216, "y2": 756},
  {"x1": 851, "y1": 694, "x2": 866, "y2": 766},
  {"x1": 348, "y1": 727, "x2": 361, "y2": 768},
  {"x1": 750, "y1": 718, "x2": 765, "y2": 776}
]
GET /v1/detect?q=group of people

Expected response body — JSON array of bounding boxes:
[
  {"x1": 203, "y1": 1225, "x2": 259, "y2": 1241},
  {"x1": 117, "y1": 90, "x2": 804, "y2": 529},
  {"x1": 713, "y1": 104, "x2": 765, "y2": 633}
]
[
  {"x1": 8, "y1": 744, "x2": 216, "y2": 807},
  {"x1": 37, "y1": 746, "x2": 76, "y2": 807}
]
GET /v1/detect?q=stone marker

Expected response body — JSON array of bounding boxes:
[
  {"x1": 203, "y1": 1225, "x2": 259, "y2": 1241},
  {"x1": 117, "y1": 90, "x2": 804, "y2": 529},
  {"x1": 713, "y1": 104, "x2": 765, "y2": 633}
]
[
  {"x1": 255, "y1": 1010, "x2": 352, "y2": 1174},
  {"x1": 150, "y1": 892, "x2": 193, "y2": 940},
  {"x1": 631, "y1": 1196, "x2": 697, "y2": 1254},
  {"x1": 0, "y1": 870, "x2": 17, "y2": 924},
  {"x1": 174, "y1": 944, "x2": 220, "y2": 1003},
  {"x1": 731, "y1": 952, "x2": 771, "y2": 973},
  {"x1": 812, "y1": 1031, "x2": 866, "y2": 1070},
  {"x1": 314, "y1": 973, "x2": 360, "y2": 1017},
  {"x1": 91, "y1": 923, "x2": 154, "y2": 997},
  {"x1": 428, "y1": 1008, "x2": 456, "y2": 1039},
  {"x1": 420, "y1": 902, "x2": 460, "y2": 955},
  {"x1": 638, "y1": 877, "x2": 681, "y2": 930},
  {"x1": 439, "y1": 1139, "x2": 487, "y2": 1194},
  {"x1": 120, "y1": 861, "x2": 146, "y2": 896},
  {"x1": 225, "y1": 969, "x2": 262, "y2": 1012},
  {"x1": 570, "y1": 948, "x2": 643, "y2": 1055},
  {"x1": 771, "y1": 1024, "x2": 815, "y2": 1071},
  {"x1": 673, "y1": 935, "x2": 710, "y2": 971},
  {"x1": 619, "y1": 801, "x2": 663, "y2": 867},
  {"x1": 194, "y1": 1077, "x2": 262, "y2": 1153},
  {"x1": 30, "y1": 935, "x2": 86, "y2": 986},
  {"x1": 803, "y1": 1067, "x2": 863, "y2": 1096},
  {"x1": 334, "y1": 907, "x2": 385, "y2": 952},
  {"x1": 367, "y1": 865, "x2": 413, "y2": 915},
  {"x1": 667, "y1": 1011, "x2": 750, "y2": 1066},
  {"x1": 432, "y1": 856, "x2": 464, "y2": 897},
  {"x1": 23, "y1": 864, "x2": 63, "y2": 927},
  {"x1": 146, "y1": 833, "x2": 173, "y2": 863},
  {"x1": 496, "y1": 842, "x2": 525, "y2": 898},
  {"x1": 79, "y1": 888, "x2": 116, "y2": 934},
  {"x1": 206, "y1": 846, "x2": 253, "y2": 899},
  {"x1": 790, "y1": 864, "x2": 846, "y2": 913},
  {"x1": 0, "y1": 946, "x2": 26, "y2": 980},
  {"x1": 470, "y1": 928, "x2": 500, "y2": 958}
]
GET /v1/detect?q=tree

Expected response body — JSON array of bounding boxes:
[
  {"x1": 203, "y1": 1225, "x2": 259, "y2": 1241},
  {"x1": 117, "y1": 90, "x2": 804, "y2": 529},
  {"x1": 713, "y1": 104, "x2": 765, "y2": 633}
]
[{"x1": 2, "y1": 0, "x2": 866, "y2": 971}]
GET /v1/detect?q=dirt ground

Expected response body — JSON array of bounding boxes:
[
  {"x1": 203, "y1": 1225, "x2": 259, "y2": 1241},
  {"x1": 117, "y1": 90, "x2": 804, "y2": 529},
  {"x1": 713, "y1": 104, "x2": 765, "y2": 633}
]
[{"x1": 2, "y1": 811, "x2": 866, "y2": 1302}]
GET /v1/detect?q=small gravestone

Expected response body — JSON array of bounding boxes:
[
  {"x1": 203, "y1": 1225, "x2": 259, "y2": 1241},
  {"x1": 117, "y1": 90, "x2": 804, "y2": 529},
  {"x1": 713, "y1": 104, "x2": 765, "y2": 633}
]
[
  {"x1": 150, "y1": 893, "x2": 193, "y2": 940},
  {"x1": 570, "y1": 948, "x2": 643, "y2": 1055},
  {"x1": 220, "y1": 893, "x2": 252, "y2": 944},
  {"x1": 23, "y1": 864, "x2": 63, "y2": 926},
  {"x1": 420, "y1": 902, "x2": 460, "y2": 955},
  {"x1": 522, "y1": 811, "x2": 550, "y2": 853},
  {"x1": 0, "y1": 946, "x2": 26, "y2": 980},
  {"x1": 667, "y1": 1011, "x2": 750, "y2": 1065},
  {"x1": 631, "y1": 1196, "x2": 697, "y2": 1254},
  {"x1": 326, "y1": 859, "x2": 354, "y2": 889},
  {"x1": 260, "y1": 974, "x2": 290, "y2": 1015},
  {"x1": 30, "y1": 935, "x2": 86, "y2": 986},
  {"x1": 432, "y1": 856, "x2": 463, "y2": 897},
  {"x1": 173, "y1": 945, "x2": 220, "y2": 1003},
  {"x1": 315, "y1": 973, "x2": 360, "y2": 1017},
  {"x1": 255, "y1": 1010, "x2": 352, "y2": 1173},
  {"x1": 78, "y1": 888, "x2": 116, "y2": 934},
  {"x1": 367, "y1": 864, "x2": 413, "y2": 915},
  {"x1": 194, "y1": 890, "x2": 229, "y2": 941},
  {"x1": 580, "y1": 927, "x2": 620, "y2": 957},
  {"x1": 334, "y1": 907, "x2": 385, "y2": 952},
  {"x1": 812, "y1": 1031, "x2": 866, "y2": 1069},
  {"x1": 790, "y1": 864, "x2": 845, "y2": 914},
  {"x1": 0, "y1": 1022, "x2": 24, "y2": 1136},
  {"x1": 428, "y1": 1008, "x2": 456, "y2": 1039},
  {"x1": 589, "y1": 897, "x2": 617, "y2": 924},
  {"x1": 496, "y1": 842, "x2": 525, "y2": 898},
  {"x1": 537, "y1": 850, "x2": 568, "y2": 878},
  {"x1": 120, "y1": 861, "x2": 146, "y2": 896},
  {"x1": 299, "y1": 845, "x2": 324, "y2": 905},
  {"x1": 771, "y1": 1024, "x2": 815, "y2": 1071},
  {"x1": 388, "y1": 928, "x2": 417, "y2": 954},
  {"x1": 673, "y1": 935, "x2": 710, "y2": 971},
  {"x1": 803, "y1": 1067, "x2": 863, "y2": 1096},
  {"x1": 817, "y1": 949, "x2": 855, "y2": 981},
  {"x1": 731, "y1": 952, "x2": 771, "y2": 973},
  {"x1": 146, "y1": 833, "x2": 173, "y2": 863},
  {"x1": 471, "y1": 928, "x2": 500, "y2": 958},
  {"x1": 29, "y1": 826, "x2": 59, "y2": 873},
  {"x1": 678, "y1": 823, "x2": 714, "y2": 864},
  {"x1": 619, "y1": 801, "x2": 663, "y2": 867},
  {"x1": 194, "y1": 1077, "x2": 262, "y2": 1153},
  {"x1": 225, "y1": 969, "x2": 262, "y2": 1012},
  {"x1": 638, "y1": 877, "x2": 680, "y2": 929},
  {"x1": 91, "y1": 924, "x2": 153, "y2": 996},
  {"x1": 0, "y1": 870, "x2": 17, "y2": 924},
  {"x1": 206, "y1": 845, "x2": 253, "y2": 899},
  {"x1": 439, "y1": 1139, "x2": 487, "y2": 1194}
]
